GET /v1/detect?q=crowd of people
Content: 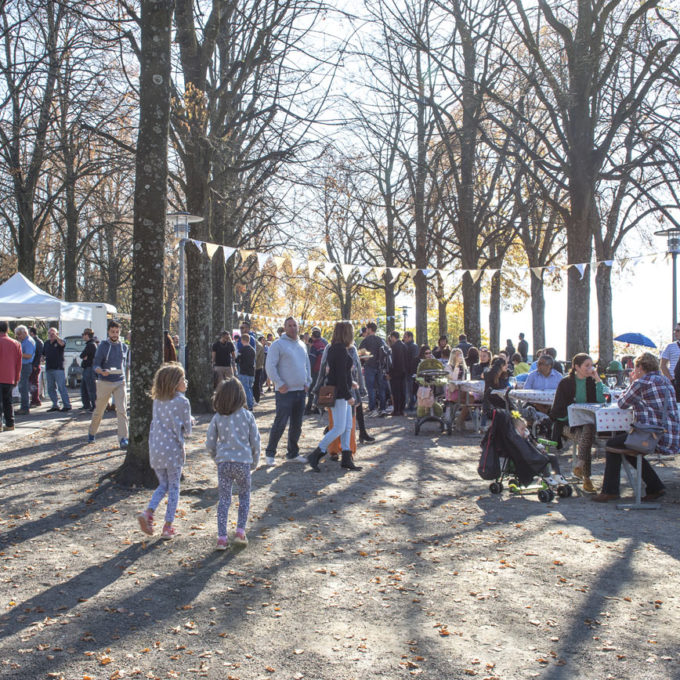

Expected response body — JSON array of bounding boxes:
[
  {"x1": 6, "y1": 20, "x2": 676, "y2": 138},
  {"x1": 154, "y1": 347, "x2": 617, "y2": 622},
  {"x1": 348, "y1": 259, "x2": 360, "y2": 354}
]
[{"x1": 2, "y1": 316, "x2": 679, "y2": 547}]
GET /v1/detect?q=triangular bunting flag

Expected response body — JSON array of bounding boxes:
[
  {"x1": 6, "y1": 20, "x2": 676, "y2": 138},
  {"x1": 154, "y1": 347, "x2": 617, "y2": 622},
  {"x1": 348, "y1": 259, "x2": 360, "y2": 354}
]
[
  {"x1": 340, "y1": 263, "x2": 355, "y2": 280},
  {"x1": 308, "y1": 260, "x2": 319, "y2": 277},
  {"x1": 205, "y1": 243, "x2": 219, "y2": 259},
  {"x1": 323, "y1": 262, "x2": 337, "y2": 277},
  {"x1": 422, "y1": 268, "x2": 434, "y2": 278},
  {"x1": 223, "y1": 246, "x2": 236, "y2": 262},
  {"x1": 574, "y1": 263, "x2": 586, "y2": 279},
  {"x1": 273, "y1": 256, "x2": 286, "y2": 269},
  {"x1": 240, "y1": 249, "x2": 254, "y2": 262},
  {"x1": 190, "y1": 239, "x2": 204, "y2": 252},
  {"x1": 356, "y1": 265, "x2": 372, "y2": 278},
  {"x1": 257, "y1": 252, "x2": 270, "y2": 270},
  {"x1": 469, "y1": 270, "x2": 483, "y2": 284},
  {"x1": 388, "y1": 267, "x2": 402, "y2": 280},
  {"x1": 373, "y1": 267, "x2": 385, "y2": 279}
]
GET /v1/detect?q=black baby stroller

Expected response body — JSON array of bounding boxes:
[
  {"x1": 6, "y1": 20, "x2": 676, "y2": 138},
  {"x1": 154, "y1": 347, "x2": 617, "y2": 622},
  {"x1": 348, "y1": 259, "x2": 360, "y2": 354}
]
[{"x1": 478, "y1": 409, "x2": 573, "y2": 502}]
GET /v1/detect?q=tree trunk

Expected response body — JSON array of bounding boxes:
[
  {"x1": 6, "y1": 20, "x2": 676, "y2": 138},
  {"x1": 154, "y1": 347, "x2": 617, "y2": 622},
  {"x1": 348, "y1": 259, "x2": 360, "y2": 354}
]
[
  {"x1": 414, "y1": 272, "x2": 428, "y2": 345},
  {"x1": 63, "y1": 163, "x2": 79, "y2": 301},
  {"x1": 384, "y1": 273, "x2": 395, "y2": 334},
  {"x1": 489, "y1": 271, "x2": 501, "y2": 354},
  {"x1": 530, "y1": 270, "x2": 545, "y2": 356},
  {"x1": 462, "y1": 272, "x2": 481, "y2": 346},
  {"x1": 438, "y1": 298, "x2": 448, "y2": 339},
  {"x1": 224, "y1": 257, "x2": 236, "y2": 332},
  {"x1": 111, "y1": 0, "x2": 174, "y2": 488},
  {"x1": 212, "y1": 253, "x2": 225, "y2": 334},
  {"x1": 595, "y1": 262, "x2": 613, "y2": 366}
]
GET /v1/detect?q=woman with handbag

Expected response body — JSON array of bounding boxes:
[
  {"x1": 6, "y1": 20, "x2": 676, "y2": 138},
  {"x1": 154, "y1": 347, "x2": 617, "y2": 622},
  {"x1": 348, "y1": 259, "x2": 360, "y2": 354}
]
[
  {"x1": 592, "y1": 352, "x2": 680, "y2": 502},
  {"x1": 308, "y1": 322, "x2": 362, "y2": 473},
  {"x1": 549, "y1": 353, "x2": 606, "y2": 492}
]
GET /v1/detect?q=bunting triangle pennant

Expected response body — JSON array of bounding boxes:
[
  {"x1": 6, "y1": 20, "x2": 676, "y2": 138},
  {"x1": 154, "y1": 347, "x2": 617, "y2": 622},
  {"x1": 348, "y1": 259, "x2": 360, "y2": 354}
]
[
  {"x1": 190, "y1": 239, "x2": 204, "y2": 252},
  {"x1": 469, "y1": 269, "x2": 483, "y2": 284},
  {"x1": 240, "y1": 249, "x2": 254, "y2": 262},
  {"x1": 340, "y1": 263, "x2": 355, "y2": 280},
  {"x1": 308, "y1": 260, "x2": 320, "y2": 277},
  {"x1": 373, "y1": 267, "x2": 385, "y2": 279},
  {"x1": 223, "y1": 246, "x2": 236, "y2": 262},
  {"x1": 323, "y1": 262, "x2": 338, "y2": 277},
  {"x1": 205, "y1": 243, "x2": 219, "y2": 259},
  {"x1": 573, "y1": 263, "x2": 587, "y2": 279},
  {"x1": 273, "y1": 256, "x2": 286, "y2": 269},
  {"x1": 356, "y1": 265, "x2": 373, "y2": 278},
  {"x1": 257, "y1": 252, "x2": 270, "y2": 270},
  {"x1": 530, "y1": 267, "x2": 544, "y2": 278},
  {"x1": 410, "y1": 268, "x2": 420, "y2": 279},
  {"x1": 422, "y1": 268, "x2": 434, "y2": 278},
  {"x1": 387, "y1": 267, "x2": 402, "y2": 280}
]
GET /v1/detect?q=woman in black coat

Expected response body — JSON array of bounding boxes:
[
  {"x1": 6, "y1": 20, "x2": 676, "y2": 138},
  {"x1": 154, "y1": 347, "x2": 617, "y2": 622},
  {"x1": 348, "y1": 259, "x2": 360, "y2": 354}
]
[{"x1": 308, "y1": 322, "x2": 361, "y2": 472}]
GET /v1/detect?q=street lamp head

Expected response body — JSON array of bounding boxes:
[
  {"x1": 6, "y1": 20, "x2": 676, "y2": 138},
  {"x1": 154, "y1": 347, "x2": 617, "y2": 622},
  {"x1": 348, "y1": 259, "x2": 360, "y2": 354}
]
[
  {"x1": 167, "y1": 212, "x2": 204, "y2": 240},
  {"x1": 654, "y1": 227, "x2": 680, "y2": 255}
]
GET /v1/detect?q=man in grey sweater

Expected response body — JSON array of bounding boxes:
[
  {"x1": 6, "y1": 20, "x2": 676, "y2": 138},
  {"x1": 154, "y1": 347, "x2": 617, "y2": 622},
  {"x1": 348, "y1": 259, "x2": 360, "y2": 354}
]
[{"x1": 264, "y1": 317, "x2": 311, "y2": 465}]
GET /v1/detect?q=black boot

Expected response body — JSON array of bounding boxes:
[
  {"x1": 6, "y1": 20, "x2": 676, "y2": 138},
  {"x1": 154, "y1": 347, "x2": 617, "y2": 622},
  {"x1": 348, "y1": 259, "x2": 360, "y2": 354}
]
[
  {"x1": 307, "y1": 447, "x2": 325, "y2": 472},
  {"x1": 359, "y1": 432, "x2": 375, "y2": 443},
  {"x1": 341, "y1": 449, "x2": 362, "y2": 471}
]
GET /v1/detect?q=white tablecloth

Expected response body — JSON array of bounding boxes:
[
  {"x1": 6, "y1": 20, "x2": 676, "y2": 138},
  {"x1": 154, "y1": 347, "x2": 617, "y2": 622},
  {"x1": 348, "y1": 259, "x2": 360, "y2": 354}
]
[
  {"x1": 567, "y1": 403, "x2": 633, "y2": 431},
  {"x1": 510, "y1": 388, "x2": 556, "y2": 406}
]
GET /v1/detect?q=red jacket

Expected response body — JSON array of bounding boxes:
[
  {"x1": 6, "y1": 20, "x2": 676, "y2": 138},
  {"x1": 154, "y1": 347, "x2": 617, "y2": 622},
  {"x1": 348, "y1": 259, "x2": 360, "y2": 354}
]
[{"x1": 0, "y1": 333, "x2": 22, "y2": 385}]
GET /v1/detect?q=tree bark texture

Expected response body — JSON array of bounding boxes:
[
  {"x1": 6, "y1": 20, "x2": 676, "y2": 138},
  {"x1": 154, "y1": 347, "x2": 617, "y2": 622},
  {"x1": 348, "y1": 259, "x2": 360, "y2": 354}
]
[
  {"x1": 384, "y1": 274, "x2": 395, "y2": 335},
  {"x1": 488, "y1": 271, "x2": 501, "y2": 354},
  {"x1": 530, "y1": 270, "x2": 545, "y2": 356},
  {"x1": 595, "y1": 262, "x2": 613, "y2": 366},
  {"x1": 438, "y1": 299, "x2": 448, "y2": 340},
  {"x1": 462, "y1": 272, "x2": 481, "y2": 346},
  {"x1": 112, "y1": 0, "x2": 174, "y2": 487}
]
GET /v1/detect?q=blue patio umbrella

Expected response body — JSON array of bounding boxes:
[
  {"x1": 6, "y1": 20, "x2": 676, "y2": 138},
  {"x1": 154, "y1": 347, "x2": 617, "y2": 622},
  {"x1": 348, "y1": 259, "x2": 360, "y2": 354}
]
[{"x1": 614, "y1": 332, "x2": 657, "y2": 348}]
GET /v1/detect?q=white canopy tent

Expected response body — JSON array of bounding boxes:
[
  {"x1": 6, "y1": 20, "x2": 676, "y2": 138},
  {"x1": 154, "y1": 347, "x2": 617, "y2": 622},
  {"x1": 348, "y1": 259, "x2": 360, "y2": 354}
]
[{"x1": 0, "y1": 272, "x2": 92, "y2": 322}]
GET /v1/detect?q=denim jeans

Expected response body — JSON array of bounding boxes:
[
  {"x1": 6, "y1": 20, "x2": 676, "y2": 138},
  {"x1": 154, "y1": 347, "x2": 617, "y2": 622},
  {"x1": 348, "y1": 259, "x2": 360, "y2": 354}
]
[
  {"x1": 364, "y1": 365, "x2": 386, "y2": 412},
  {"x1": 265, "y1": 389, "x2": 306, "y2": 458},
  {"x1": 46, "y1": 369, "x2": 71, "y2": 409},
  {"x1": 19, "y1": 364, "x2": 32, "y2": 410},
  {"x1": 81, "y1": 366, "x2": 96, "y2": 409},
  {"x1": 238, "y1": 374, "x2": 255, "y2": 409},
  {"x1": 318, "y1": 399, "x2": 353, "y2": 452},
  {"x1": 405, "y1": 375, "x2": 417, "y2": 410}
]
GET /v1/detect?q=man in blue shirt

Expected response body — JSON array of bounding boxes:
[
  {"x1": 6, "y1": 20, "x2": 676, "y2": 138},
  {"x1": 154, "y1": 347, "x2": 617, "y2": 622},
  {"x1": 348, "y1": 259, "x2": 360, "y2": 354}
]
[
  {"x1": 524, "y1": 355, "x2": 562, "y2": 391},
  {"x1": 14, "y1": 325, "x2": 34, "y2": 415}
]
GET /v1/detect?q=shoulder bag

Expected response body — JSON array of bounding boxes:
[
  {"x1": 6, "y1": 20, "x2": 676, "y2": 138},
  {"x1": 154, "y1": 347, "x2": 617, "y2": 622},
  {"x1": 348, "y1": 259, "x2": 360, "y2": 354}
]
[{"x1": 624, "y1": 389, "x2": 669, "y2": 454}]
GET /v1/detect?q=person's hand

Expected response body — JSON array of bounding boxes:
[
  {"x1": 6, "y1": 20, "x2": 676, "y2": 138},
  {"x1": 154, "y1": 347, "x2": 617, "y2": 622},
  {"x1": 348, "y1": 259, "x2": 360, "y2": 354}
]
[
  {"x1": 191, "y1": 416, "x2": 197, "y2": 426},
  {"x1": 349, "y1": 397, "x2": 355, "y2": 406},
  {"x1": 591, "y1": 367, "x2": 601, "y2": 383},
  {"x1": 100, "y1": 370, "x2": 110, "y2": 377},
  {"x1": 279, "y1": 384, "x2": 289, "y2": 394},
  {"x1": 630, "y1": 366, "x2": 643, "y2": 382},
  {"x1": 351, "y1": 381, "x2": 359, "y2": 390}
]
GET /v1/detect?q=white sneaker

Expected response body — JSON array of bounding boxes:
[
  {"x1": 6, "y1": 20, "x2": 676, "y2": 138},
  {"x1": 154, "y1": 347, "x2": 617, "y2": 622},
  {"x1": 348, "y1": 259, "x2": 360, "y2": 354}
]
[
  {"x1": 366, "y1": 409, "x2": 379, "y2": 417},
  {"x1": 265, "y1": 456, "x2": 276, "y2": 466},
  {"x1": 291, "y1": 455, "x2": 308, "y2": 463}
]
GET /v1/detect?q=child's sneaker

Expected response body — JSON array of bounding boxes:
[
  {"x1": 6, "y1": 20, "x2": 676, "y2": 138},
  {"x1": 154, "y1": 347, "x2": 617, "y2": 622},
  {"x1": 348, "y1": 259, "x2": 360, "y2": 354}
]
[
  {"x1": 160, "y1": 525, "x2": 176, "y2": 540},
  {"x1": 216, "y1": 536, "x2": 228, "y2": 551},
  {"x1": 232, "y1": 529, "x2": 248, "y2": 547},
  {"x1": 137, "y1": 510, "x2": 154, "y2": 535}
]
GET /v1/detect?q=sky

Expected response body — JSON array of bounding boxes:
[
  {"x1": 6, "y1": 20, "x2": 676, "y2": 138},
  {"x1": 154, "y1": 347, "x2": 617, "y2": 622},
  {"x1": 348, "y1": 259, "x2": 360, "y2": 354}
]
[{"x1": 398, "y1": 255, "x2": 673, "y2": 360}]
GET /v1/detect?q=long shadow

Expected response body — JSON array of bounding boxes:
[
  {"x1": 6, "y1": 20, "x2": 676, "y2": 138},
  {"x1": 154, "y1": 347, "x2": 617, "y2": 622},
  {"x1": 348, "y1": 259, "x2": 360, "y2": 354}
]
[{"x1": 0, "y1": 481, "x2": 135, "y2": 548}]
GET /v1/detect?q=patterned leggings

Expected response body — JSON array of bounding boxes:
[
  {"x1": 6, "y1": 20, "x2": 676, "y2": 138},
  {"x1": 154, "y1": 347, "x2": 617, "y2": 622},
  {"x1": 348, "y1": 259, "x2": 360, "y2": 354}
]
[
  {"x1": 149, "y1": 466, "x2": 183, "y2": 523},
  {"x1": 217, "y1": 461, "x2": 252, "y2": 537},
  {"x1": 561, "y1": 423, "x2": 596, "y2": 477}
]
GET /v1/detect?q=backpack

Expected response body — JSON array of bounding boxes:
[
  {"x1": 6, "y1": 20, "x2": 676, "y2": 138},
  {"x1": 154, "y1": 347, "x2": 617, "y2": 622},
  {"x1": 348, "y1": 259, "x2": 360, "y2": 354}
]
[
  {"x1": 378, "y1": 341, "x2": 392, "y2": 373},
  {"x1": 311, "y1": 338, "x2": 326, "y2": 373}
]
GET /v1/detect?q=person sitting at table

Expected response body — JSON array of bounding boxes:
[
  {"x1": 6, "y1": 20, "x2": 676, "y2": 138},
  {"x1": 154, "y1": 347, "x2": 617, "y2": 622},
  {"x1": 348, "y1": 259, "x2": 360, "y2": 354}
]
[
  {"x1": 445, "y1": 348, "x2": 467, "y2": 402},
  {"x1": 470, "y1": 347, "x2": 491, "y2": 380},
  {"x1": 524, "y1": 355, "x2": 562, "y2": 391},
  {"x1": 544, "y1": 347, "x2": 564, "y2": 374},
  {"x1": 466, "y1": 346, "x2": 479, "y2": 375},
  {"x1": 511, "y1": 352, "x2": 531, "y2": 376},
  {"x1": 483, "y1": 356, "x2": 510, "y2": 413},
  {"x1": 549, "y1": 353, "x2": 606, "y2": 493},
  {"x1": 592, "y1": 352, "x2": 680, "y2": 503}
]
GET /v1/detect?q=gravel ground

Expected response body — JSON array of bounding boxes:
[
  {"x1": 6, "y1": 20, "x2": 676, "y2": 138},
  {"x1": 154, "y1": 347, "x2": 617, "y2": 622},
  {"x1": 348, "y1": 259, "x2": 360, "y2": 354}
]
[{"x1": 1, "y1": 393, "x2": 679, "y2": 680}]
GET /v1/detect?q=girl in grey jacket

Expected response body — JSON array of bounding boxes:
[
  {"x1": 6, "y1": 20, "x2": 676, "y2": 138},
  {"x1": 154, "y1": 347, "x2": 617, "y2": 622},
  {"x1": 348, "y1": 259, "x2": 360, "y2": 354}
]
[{"x1": 206, "y1": 378, "x2": 260, "y2": 550}]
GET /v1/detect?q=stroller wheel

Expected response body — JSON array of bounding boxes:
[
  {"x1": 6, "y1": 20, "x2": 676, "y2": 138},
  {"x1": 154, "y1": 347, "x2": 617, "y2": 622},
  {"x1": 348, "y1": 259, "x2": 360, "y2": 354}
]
[
  {"x1": 537, "y1": 488, "x2": 552, "y2": 503},
  {"x1": 557, "y1": 484, "x2": 573, "y2": 498},
  {"x1": 507, "y1": 478, "x2": 519, "y2": 489},
  {"x1": 489, "y1": 481, "x2": 503, "y2": 494}
]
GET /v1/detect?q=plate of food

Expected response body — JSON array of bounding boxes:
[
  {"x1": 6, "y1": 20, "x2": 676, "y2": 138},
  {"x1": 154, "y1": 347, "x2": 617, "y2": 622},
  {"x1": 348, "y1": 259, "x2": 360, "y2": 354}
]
[{"x1": 357, "y1": 349, "x2": 372, "y2": 359}]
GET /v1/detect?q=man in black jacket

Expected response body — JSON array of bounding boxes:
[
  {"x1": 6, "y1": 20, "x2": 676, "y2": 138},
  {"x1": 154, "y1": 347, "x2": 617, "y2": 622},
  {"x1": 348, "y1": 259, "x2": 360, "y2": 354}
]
[
  {"x1": 387, "y1": 331, "x2": 407, "y2": 416},
  {"x1": 28, "y1": 327, "x2": 43, "y2": 407},
  {"x1": 80, "y1": 328, "x2": 97, "y2": 411}
]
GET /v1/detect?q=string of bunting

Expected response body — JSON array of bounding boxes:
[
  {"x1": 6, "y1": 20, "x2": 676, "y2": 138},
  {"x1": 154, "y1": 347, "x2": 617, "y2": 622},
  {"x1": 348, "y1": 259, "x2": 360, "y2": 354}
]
[
  {"x1": 185, "y1": 238, "x2": 666, "y2": 283},
  {"x1": 233, "y1": 306, "x2": 397, "y2": 328}
]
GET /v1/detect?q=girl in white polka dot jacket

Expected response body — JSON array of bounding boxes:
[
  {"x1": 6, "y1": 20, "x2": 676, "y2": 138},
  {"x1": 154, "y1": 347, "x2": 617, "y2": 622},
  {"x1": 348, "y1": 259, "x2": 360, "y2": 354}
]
[
  {"x1": 137, "y1": 363, "x2": 194, "y2": 540},
  {"x1": 206, "y1": 377, "x2": 260, "y2": 550}
]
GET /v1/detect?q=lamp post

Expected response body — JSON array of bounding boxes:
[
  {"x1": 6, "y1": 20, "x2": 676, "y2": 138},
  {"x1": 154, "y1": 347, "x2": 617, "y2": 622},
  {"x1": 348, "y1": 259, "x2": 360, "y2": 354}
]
[
  {"x1": 400, "y1": 305, "x2": 410, "y2": 333},
  {"x1": 655, "y1": 227, "x2": 680, "y2": 335},
  {"x1": 167, "y1": 212, "x2": 204, "y2": 368}
]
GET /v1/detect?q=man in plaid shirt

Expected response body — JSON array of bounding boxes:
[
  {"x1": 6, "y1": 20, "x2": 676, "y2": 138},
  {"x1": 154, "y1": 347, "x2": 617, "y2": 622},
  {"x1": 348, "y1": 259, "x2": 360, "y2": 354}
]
[{"x1": 593, "y1": 353, "x2": 679, "y2": 502}]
